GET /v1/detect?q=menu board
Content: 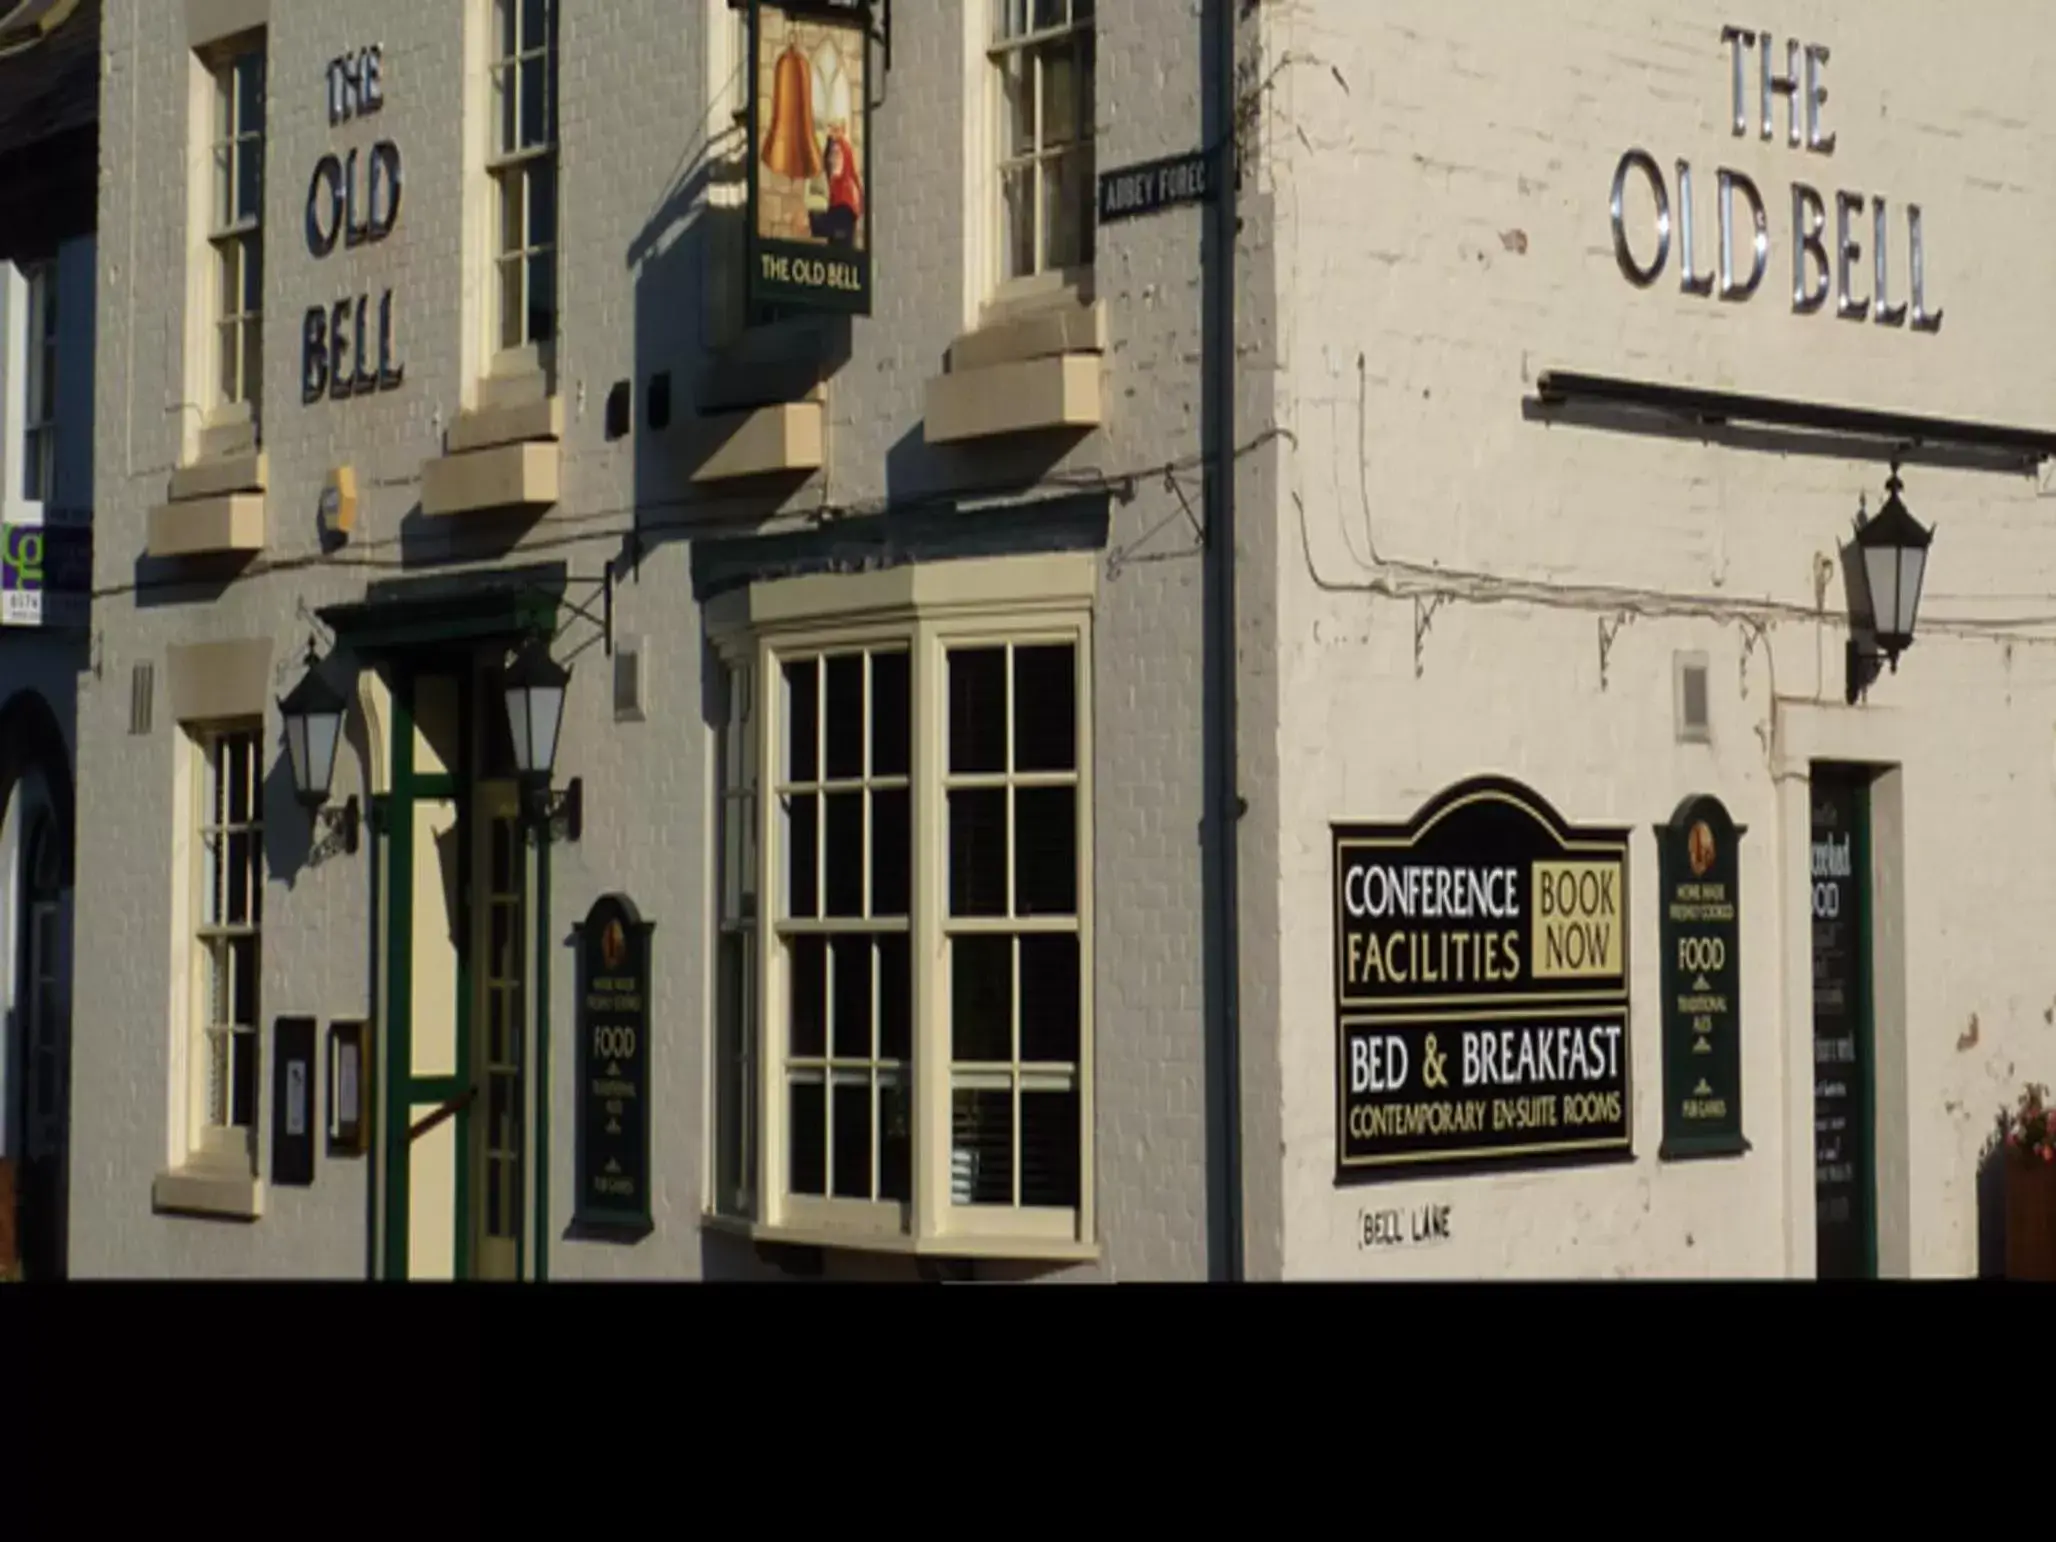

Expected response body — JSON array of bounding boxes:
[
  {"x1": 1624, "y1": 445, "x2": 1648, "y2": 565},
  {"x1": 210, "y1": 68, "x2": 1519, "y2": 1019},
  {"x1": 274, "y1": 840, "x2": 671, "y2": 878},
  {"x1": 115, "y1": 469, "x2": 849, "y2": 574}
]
[
  {"x1": 1656, "y1": 794, "x2": 1748, "y2": 1159},
  {"x1": 1810, "y1": 773, "x2": 1869, "y2": 1279},
  {"x1": 573, "y1": 893, "x2": 655, "y2": 1238}
]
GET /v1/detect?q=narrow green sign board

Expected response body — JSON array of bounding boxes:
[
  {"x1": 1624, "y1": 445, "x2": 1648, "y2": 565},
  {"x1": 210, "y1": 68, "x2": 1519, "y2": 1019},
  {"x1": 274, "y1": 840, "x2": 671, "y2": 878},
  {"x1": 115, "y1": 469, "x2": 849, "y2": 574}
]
[
  {"x1": 1656, "y1": 794, "x2": 1748, "y2": 1160},
  {"x1": 573, "y1": 893, "x2": 655, "y2": 1238}
]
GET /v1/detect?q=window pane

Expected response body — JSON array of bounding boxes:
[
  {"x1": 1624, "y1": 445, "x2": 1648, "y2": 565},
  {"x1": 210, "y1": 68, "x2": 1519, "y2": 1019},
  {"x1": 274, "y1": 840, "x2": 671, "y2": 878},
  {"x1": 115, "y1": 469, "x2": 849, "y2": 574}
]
[
  {"x1": 1033, "y1": 0, "x2": 1067, "y2": 31},
  {"x1": 242, "y1": 319, "x2": 263, "y2": 410},
  {"x1": 490, "y1": 904, "x2": 512, "y2": 980},
  {"x1": 1015, "y1": 787, "x2": 1077, "y2": 916},
  {"x1": 494, "y1": 63, "x2": 517, "y2": 154},
  {"x1": 951, "y1": 1087, "x2": 1013, "y2": 1205},
  {"x1": 995, "y1": 0, "x2": 1028, "y2": 42},
  {"x1": 499, "y1": 172, "x2": 526, "y2": 258},
  {"x1": 1003, "y1": 166, "x2": 1035, "y2": 280},
  {"x1": 948, "y1": 788, "x2": 1008, "y2": 917},
  {"x1": 870, "y1": 788, "x2": 909, "y2": 918},
  {"x1": 1020, "y1": 933, "x2": 1080, "y2": 1063},
  {"x1": 207, "y1": 1032, "x2": 229, "y2": 1125},
  {"x1": 228, "y1": 731, "x2": 255, "y2": 819},
  {"x1": 785, "y1": 793, "x2": 818, "y2": 918},
  {"x1": 242, "y1": 239, "x2": 264, "y2": 312},
  {"x1": 871, "y1": 652, "x2": 910, "y2": 778},
  {"x1": 1043, "y1": 40, "x2": 1083, "y2": 146},
  {"x1": 1000, "y1": 51, "x2": 1034, "y2": 158},
  {"x1": 877, "y1": 933, "x2": 911, "y2": 1062},
  {"x1": 497, "y1": 255, "x2": 524, "y2": 351},
  {"x1": 879, "y1": 1077, "x2": 911, "y2": 1202},
  {"x1": 1042, "y1": 149, "x2": 1091, "y2": 272},
  {"x1": 489, "y1": 986, "x2": 509, "y2": 1064},
  {"x1": 1021, "y1": 1086, "x2": 1080, "y2": 1207},
  {"x1": 523, "y1": 0, "x2": 550, "y2": 54},
  {"x1": 499, "y1": 0, "x2": 520, "y2": 58},
  {"x1": 830, "y1": 934, "x2": 872, "y2": 1059},
  {"x1": 238, "y1": 139, "x2": 264, "y2": 225},
  {"x1": 214, "y1": 68, "x2": 233, "y2": 140},
  {"x1": 526, "y1": 249, "x2": 555, "y2": 344},
  {"x1": 830, "y1": 1075, "x2": 871, "y2": 1199},
  {"x1": 213, "y1": 146, "x2": 233, "y2": 230},
  {"x1": 232, "y1": 936, "x2": 259, "y2": 1027},
  {"x1": 227, "y1": 831, "x2": 253, "y2": 924},
  {"x1": 823, "y1": 791, "x2": 863, "y2": 917},
  {"x1": 951, "y1": 935, "x2": 1013, "y2": 1062},
  {"x1": 783, "y1": 658, "x2": 818, "y2": 781},
  {"x1": 824, "y1": 653, "x2": 864, "y2": 780},
  {"x1": 230, "y1": 1030, "x2": 259, "y2": 1128},
  {"x1": 789, "y1": 935, "x2": 826, "y2": 1057},
  {"x1": 520, "y1": 55, "x2": 549, "y2": 149},
  {"x1": 715, "y1": 934, "x2": 752, "y2": 1209},
  {"x1": 237, "y1": 55, "x2": 265, "y2": 135},
  {"x1": 948, "y1": 648, "x2": 1007, "y2": 774},
  {"x1": 219, "y1": 243, "x2": 241, "y2": 317},
  {"x1": 1013, "y1": 644, "x2": 1076, "y2": 772},
  {"x1": 789, "y1": 1076, "x2": 826, "y2": 1195},
  {"x1": 527, "y1": 161, "x2": 558, "y2": 248}
]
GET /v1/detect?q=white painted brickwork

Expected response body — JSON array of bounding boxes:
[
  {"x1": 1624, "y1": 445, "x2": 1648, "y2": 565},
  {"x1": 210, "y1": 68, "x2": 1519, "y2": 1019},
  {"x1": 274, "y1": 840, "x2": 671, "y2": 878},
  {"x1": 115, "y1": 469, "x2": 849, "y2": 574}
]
[
  {"x1": 73, "y1": 0, "x2": 1236, "y2": 1279},
  {"x1": 1261, "y1": 0, "x2": 2056, "y2": 1277}
]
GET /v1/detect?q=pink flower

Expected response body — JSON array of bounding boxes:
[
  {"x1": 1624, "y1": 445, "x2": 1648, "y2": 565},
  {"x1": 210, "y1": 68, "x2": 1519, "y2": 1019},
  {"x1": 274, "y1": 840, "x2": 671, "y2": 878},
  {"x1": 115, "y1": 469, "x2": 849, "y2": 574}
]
[
  {"x1": 2010, "y1": 1131, "x2": 2021, "y2": 1146},
  {"x1": 2043, "y1": 1147, "x2": 2053, "y2": 1164}
]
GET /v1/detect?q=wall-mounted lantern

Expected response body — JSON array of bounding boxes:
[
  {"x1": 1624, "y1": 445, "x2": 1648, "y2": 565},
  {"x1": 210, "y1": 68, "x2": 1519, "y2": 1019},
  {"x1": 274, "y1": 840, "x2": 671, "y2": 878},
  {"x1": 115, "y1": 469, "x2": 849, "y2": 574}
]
[
  {"x1": 1845, "y1": 460, "x2": 1936, "y2": 704},
  {"x1": 279, "y1": 641, "x2": 360, "y2": 855},
  {"x1": 503, "y1": 637, "x2": 581, "y2": 843}
]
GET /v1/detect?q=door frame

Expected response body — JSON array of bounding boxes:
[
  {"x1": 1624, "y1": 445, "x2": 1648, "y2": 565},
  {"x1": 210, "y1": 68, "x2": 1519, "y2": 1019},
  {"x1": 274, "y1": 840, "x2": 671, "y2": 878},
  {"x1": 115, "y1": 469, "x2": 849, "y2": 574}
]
[{"x1": 1809, "y1": 761, "x2": 1879, "y2": 1280}]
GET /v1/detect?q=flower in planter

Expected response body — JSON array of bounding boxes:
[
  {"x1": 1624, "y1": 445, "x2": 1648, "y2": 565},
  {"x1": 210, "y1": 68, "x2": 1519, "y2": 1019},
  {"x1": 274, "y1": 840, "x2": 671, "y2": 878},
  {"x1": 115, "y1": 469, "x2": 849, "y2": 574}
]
[{"x1": 2003, "y1": 1082, "x2": 2056, "y2": 1159}]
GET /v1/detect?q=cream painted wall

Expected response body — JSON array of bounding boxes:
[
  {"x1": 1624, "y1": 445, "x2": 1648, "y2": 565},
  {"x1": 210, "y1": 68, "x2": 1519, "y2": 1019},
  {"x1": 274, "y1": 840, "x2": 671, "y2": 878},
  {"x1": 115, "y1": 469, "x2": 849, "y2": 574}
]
[{"x1": 1261, "y1": 0, "x2": 2056, "y2": 1277}]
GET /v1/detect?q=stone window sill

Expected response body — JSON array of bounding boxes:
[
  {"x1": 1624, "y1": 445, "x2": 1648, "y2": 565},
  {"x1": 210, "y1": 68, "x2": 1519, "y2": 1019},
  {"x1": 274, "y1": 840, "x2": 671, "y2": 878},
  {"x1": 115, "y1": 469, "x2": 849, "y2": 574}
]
[
  {"x1": 146, "y1": 492, "x2": 267, "y2": 558},
  {"x1": 420, "y1": 440, "x2": 561, "y2": 517},
  {"x1": 923, "y1": 297, "x2": 1106, "y2": 445},
  {"x1": 700, "y1": 1211, "x2": 1099, "y2": 1266},
  {"x1": 153, "y1": 1163, "x2": 264, "y2": 1221}
]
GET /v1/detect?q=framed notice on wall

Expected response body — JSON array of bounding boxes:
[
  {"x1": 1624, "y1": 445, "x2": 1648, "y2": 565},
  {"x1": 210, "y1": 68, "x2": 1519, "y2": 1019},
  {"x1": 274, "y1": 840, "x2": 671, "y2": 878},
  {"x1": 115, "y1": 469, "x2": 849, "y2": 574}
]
[
  {"x1": 1655, "y1": 794, "x2": 1748, "y2": 1160},
  {"x1": 1331, "y1": 777, "x2": 1633, "y2": 1183},
  {"x1": 746, "y1": 0, "x2": 874, "y2": 315}
]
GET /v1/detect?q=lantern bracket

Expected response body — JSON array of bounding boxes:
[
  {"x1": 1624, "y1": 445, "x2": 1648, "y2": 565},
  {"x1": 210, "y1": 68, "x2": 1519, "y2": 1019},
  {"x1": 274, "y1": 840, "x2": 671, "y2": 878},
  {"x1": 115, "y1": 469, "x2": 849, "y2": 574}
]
[
  {"x1": 524, "y1": 562, "x2": 614, "y2": 657},
  {"x1": 522, "y1": 776, "x2": 583, "y2": 846},
  {"x1": 307, "y1": 796, "x2": 362, "y2": 864}
]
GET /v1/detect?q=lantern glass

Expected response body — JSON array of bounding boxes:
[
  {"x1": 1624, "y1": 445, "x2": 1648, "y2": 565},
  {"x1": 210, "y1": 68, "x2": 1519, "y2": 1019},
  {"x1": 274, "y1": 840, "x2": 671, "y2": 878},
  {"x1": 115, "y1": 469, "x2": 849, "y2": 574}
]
[
  {"x1": 503, "y1": 642, "x2": 569, "y2": 782},
  {"x1": 280, "y1": 653, "x2": 348, "y2": 807}
]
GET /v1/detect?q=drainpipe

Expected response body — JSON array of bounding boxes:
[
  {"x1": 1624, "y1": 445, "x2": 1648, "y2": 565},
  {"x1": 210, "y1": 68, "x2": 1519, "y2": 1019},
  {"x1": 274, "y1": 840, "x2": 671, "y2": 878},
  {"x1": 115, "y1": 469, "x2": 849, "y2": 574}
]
[{"x1": 1202, "y1": 0, "x2": 1244, "y2": 1282}]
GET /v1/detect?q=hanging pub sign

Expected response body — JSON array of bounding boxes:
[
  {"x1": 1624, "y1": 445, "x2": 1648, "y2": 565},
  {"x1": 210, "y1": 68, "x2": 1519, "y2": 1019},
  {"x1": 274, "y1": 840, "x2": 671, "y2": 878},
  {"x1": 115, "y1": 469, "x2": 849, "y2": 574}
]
[
  {"x1": 1, "y1": 520, "x2": 91, "y2": 630},
  {"x1": 1655, "y1": 794, "x2": 1749, "y2": 1160},
  {"x1": 573, "y1": 893, "x2": 655, "y2": 1238},
  {"x1": 1332, "y1": 777, "x2": 1633, "y2": 1182},
  {"x1": 747, "y1": 0, "x2": 874, "y2": 315}
]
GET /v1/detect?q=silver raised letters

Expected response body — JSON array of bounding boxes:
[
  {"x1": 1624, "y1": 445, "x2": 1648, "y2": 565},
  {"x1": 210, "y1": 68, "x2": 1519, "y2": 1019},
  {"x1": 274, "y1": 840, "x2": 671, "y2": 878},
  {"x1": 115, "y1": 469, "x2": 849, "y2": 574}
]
[
  {"x1": 1611, "y1": 149, "x2": 1671, "y2": 286},
  {"x1": 1909, "y1": 204, "x2": 1943, "y2": 333},
  {"x1": 1722, "y1": 26, "x2": 1756, "y2": 137},
  {"x1": 1835, "y1": 190, "x2": 1867, "y2": 320},
  {"x1": 1804, "y1": 44, "x2": 1835, "y2": 153},
  {"x1": 1677, "y1": 160, "x2": 1714, "y2": 296},
  {"x1": 1872, "y1": 197, "x2": 1906, "y2": 326},
  {"x1": 1718, "y1": 169, "x2": 1769, "y2": 300},
  {"x1": 1792, "y1": 184, "x2": 1829, "y2": 313}
]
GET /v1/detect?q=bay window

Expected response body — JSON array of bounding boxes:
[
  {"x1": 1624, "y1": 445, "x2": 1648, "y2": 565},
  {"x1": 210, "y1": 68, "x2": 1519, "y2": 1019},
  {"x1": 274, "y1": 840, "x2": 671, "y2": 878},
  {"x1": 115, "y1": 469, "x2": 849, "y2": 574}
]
[{"x1": 709, "y1": 556, "x2": 1096, "y2": 1258}]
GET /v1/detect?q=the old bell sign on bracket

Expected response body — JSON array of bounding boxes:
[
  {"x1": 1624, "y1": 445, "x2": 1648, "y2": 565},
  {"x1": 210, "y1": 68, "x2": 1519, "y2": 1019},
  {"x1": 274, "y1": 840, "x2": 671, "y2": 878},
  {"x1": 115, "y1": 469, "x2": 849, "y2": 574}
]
[
  {"x1": 574, "y1": 893, "x2": 655, "y2": 1238},
  {"x1": 1332, "y1": 776, "x2": 1633, "y2": 1182},
  {"x1": 1655, "y1": 793, "x2": 1748, "y2": 1160},
  {"x1": 1098, "y1": 146, "x2": 1217, "y2": 224}
]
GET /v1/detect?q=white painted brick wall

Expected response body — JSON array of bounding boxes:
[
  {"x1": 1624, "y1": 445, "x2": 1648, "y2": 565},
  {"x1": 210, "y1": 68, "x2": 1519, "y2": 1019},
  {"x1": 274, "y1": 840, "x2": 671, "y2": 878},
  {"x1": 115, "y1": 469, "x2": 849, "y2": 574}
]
[{"x1": 1259, "y1": 0, "x2": 2056, "y2": 1277}]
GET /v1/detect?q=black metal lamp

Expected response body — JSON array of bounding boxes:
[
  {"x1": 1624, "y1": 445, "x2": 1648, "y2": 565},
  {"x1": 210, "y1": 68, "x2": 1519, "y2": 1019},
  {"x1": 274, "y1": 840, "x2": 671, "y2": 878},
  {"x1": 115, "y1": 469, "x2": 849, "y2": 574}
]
[
  {"x1": 279, "y1": 640, "x2": 360, "y2": 855},
  {"x1": 503, "y1": 637, "x2": 581, "y2": 841},
  {"x1": 1846, "y1": 461, "x2": 1936, "y2": 704}
]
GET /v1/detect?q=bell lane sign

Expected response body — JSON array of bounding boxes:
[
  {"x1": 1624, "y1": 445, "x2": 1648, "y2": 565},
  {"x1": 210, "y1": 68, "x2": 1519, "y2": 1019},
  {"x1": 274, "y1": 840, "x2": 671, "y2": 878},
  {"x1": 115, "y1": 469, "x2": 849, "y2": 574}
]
[{"x1": 1098, "y1": 147, "x2": 1217, "y2": 224}]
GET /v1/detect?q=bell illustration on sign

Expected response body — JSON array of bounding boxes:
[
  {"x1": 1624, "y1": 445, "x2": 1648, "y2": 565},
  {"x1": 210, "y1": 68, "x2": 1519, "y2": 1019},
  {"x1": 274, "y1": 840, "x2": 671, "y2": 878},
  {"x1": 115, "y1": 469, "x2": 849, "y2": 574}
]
[
  {"x1": 1689, "y1": 820, "x2": 1715, "y2": 877},
  {"x1": 759, "y1": 25, "x2": 865, "y2": 253},
  {"x1": 602, "y1": 918, "x2": 627, "y2": 970}
]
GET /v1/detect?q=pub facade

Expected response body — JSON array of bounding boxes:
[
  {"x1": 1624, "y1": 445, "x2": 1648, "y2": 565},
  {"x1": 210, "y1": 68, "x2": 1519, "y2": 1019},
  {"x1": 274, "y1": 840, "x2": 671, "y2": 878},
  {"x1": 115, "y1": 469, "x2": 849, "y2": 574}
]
[{"x1": 66, "y1": 0, "x2": 2056, "y2": 1281}]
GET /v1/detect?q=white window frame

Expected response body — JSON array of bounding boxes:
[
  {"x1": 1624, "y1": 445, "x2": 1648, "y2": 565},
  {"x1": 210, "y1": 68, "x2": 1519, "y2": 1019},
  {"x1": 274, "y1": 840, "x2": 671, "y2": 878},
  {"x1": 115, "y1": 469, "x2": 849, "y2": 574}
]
[
  {"x1": 486, "y1": 0, "x2": 560, "y2": 381},
  {"x1": 973, "y1": 0, "x2": 1097, "y2": 323},
  {"x1": 19, "y1": 260, "x2": 56, "y2": 508},
  {"x1": 187, "y1": 722, "x2": 264, "y2": 1169},
  {"x1": 205, "y1": 42, "x2": 265, "y2": 423},
  {"x1": 706, "y1": 556, "x2": 1098, "y2": 1260}
]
